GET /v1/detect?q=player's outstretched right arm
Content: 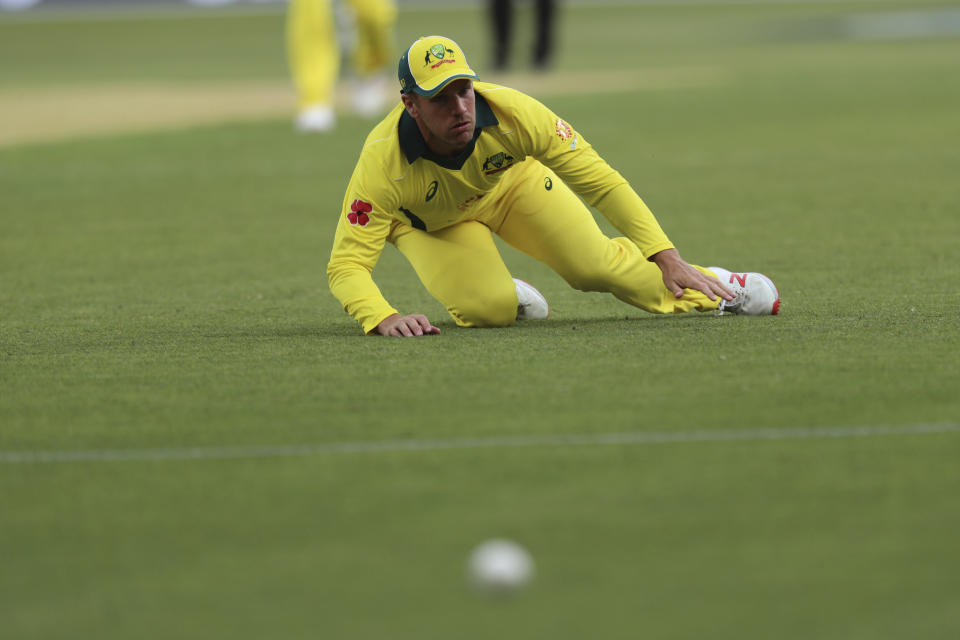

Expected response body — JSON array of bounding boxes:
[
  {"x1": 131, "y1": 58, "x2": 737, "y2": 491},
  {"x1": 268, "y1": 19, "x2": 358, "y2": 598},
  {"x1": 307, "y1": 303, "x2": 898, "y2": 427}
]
[
  {"x1": 327, "y1": 195, "x2": 400, "y2": 334},
  {"x1": 375, "y1": 313, "x2": 441, "y2": 337}
]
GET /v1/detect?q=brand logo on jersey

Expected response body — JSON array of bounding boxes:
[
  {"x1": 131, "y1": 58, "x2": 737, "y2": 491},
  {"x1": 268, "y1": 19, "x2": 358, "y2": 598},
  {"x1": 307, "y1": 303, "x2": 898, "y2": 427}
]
[
  {"x1": 555, "y1": 118, "x2": 573, "y2": 141},
  {"x1": 544, "y1": 177, "x2": 553, "y2": 191},
  {"x1": 482, "y1": 151, "x2": 516, "y2": 175},
  {"x1": 425, "y1": 180, "x2": 438, "y2": 202},
  {"x1": 425, "y1": 44, "x2": 456, "y2": 68},
  {"x1": 347, "y1": 199, "x2": 372, "y2": 227}
]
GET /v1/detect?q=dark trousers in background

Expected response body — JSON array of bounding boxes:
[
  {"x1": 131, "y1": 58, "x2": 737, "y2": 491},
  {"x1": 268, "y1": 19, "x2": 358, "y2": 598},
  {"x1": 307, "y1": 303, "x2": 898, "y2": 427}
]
[{"x1": 490, "y1": 0, "x2": 556, "y2": 70}]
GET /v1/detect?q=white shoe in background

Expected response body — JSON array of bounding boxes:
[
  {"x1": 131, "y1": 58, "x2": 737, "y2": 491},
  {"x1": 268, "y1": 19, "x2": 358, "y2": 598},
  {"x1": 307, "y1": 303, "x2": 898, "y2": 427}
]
[
  {"x1": 352, "y1": 76, "x2": 390, "y2": 119},
  {"x1": 295, "y1": 104, "x2": 335, "y2": 133}
]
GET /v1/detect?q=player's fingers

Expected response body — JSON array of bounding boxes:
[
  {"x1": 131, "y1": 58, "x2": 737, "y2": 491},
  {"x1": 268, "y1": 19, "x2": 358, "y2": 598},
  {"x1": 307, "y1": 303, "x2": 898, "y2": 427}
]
[
  {"x1": 697, "y1": 276, "x2": 719, "y2": 301},
  {"x1": 704, "y1": 273, "x2": 734, "y2": 299},
  {"x1": 397, "y1": 321, "x2": 415, "y2": 337},
  {"x1": 689, "y1": 272, "x2": 731, "y2": 301},
  {"x1": 664, "y1": 276, "x2": 684, "y2": 299},
  {"x1": 707, "y1": 278, "x2": 733, "y2": 300},
  {"x1": 414, "y1": 315, "x2": 441, "y2": 335}
]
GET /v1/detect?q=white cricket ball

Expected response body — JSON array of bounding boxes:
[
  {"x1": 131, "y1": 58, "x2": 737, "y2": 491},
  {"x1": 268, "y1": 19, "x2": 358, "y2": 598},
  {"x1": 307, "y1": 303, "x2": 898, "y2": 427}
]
[{"x1": 467, "y1": 538, "x2": 534, "y2": 593}]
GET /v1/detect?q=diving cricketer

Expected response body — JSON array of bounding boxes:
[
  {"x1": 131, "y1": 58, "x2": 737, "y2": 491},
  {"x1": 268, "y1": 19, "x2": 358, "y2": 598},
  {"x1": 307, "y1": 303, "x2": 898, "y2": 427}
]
[{"x1": 327, "y1": 36, "x2": 780, "y2": 337}]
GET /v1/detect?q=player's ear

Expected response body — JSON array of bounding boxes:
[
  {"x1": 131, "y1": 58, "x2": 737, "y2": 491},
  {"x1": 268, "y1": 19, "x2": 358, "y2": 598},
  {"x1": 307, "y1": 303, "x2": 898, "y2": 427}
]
[{"x1": 401, "y1": 93, "x2": 419, "y2": 118}]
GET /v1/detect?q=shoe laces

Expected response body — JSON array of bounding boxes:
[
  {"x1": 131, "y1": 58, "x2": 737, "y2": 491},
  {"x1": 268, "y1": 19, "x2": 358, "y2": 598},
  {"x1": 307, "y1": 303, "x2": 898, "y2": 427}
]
[{"x1": 717, "y1": 288, "x2": 745, "y2": 316}]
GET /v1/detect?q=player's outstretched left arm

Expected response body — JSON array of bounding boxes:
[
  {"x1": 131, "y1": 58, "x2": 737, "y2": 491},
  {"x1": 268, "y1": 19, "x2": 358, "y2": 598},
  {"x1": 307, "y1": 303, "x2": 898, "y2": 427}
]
[
  {"x1": 375, "y1": 313, "x2": 441, "y2": 337},
  {"x1": 651, "y1": 249, "x2": 734, "y2": 302}
]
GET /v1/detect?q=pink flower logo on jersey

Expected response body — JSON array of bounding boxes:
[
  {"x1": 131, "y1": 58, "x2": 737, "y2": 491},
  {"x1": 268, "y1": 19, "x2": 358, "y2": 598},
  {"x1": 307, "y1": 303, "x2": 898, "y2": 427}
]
[{"x1": 347, "y1": 199, "x2": 372, "y2": 227}]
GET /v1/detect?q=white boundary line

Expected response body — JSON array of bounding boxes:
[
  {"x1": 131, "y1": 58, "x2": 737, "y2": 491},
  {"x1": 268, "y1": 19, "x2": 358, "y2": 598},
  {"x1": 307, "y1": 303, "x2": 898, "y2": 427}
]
[{"x1": 1, "y1": 423, "x2": 958, "y2": 464}]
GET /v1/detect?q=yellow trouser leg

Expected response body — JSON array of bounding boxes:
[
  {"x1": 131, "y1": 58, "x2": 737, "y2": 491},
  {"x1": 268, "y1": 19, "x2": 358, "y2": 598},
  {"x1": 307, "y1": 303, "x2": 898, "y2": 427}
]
[
  {"x1": 485, "y1": 161, "x2": 720, "y2": 314},
  {"x1": 287, "y1": 0, "x2": 338, "y2": 109},
  {"x1": 347, "y1": 0, "x2": 397, "y2": 76},
  {"x1": 391, "y1": 221, "x2": 518, "y2": 328}
]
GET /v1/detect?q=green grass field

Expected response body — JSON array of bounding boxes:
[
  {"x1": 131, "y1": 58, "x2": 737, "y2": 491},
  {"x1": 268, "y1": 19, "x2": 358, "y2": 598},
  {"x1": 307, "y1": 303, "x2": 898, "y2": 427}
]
[{"x1": 2, "y1": 1, "x2": 959, "y2": 638}]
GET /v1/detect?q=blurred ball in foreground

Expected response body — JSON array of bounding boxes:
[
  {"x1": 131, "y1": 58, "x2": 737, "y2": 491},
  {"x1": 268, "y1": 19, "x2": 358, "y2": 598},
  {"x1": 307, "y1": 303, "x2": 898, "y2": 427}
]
[{"x1": 468, "y1": 539, "x2": 534, "y2": 593}]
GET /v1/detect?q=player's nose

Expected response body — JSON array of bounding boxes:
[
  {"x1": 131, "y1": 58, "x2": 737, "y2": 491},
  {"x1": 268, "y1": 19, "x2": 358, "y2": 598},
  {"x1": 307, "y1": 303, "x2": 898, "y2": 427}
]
[{"x1": 451, "y1": 94, "x2": 469, "y2": 114}]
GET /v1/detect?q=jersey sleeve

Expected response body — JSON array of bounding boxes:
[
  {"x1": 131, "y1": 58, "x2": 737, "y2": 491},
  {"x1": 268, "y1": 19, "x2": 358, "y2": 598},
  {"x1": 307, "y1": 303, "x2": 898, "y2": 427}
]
[
  {"x1": 326, "y1": 160, "x2": 400, "y2": 334},
  {"x1": 513, "y1": 92, "x2": 675, "y2": 259}
]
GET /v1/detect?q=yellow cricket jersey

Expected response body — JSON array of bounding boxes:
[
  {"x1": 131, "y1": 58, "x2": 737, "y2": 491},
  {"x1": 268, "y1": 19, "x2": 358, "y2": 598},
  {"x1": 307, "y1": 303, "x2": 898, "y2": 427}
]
[{"x1": 327, "y1": 81, "x2": 675, "y2": 333}]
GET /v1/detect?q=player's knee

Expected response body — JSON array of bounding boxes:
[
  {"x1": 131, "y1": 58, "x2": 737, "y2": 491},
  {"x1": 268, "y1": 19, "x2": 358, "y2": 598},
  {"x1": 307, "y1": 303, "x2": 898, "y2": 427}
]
[{"x1": 448, "y1": 285, "x2": 517, "y2": 328}]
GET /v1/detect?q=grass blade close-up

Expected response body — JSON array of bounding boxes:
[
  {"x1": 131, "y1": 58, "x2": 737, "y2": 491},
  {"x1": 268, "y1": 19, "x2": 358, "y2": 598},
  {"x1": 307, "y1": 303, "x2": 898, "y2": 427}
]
[{"x1": 1, "y1": 1, "x2": 959, "y2": 638}]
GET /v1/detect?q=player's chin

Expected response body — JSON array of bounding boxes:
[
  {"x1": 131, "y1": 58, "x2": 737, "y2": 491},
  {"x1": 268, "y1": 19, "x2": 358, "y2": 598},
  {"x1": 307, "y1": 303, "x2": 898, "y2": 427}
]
[
  {"x1": 444, "y1": 136, "x2": 471, "y2": 152},
  {"x1": 451, "y1": 133, "x2": 473, "y2": 148}
]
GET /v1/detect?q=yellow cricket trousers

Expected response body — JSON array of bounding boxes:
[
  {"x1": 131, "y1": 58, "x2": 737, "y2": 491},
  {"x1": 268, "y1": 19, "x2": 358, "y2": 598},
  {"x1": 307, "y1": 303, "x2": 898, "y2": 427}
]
[
  {"x1": 286, "y1": 0, "x2": 396, "y2": 109},
  {"x1": 390, "y1": 160, "x2": 720, "y2": 327}
]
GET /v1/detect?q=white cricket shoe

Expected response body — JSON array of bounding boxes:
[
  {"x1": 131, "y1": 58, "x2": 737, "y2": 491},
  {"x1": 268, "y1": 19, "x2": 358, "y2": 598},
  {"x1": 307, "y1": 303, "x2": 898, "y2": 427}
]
[
  {"x1": 295, "y1": 104, "x2": 335, "y2": 133},
  {"x1": 352, "y1": 75, "x2": 390, "y2": 119},
  {"x1": 514, "y1": 278, "x2": 549, "y2": 321},
  {"x1": 708, "y1": 267, "x2": 781, "y2": 316}
]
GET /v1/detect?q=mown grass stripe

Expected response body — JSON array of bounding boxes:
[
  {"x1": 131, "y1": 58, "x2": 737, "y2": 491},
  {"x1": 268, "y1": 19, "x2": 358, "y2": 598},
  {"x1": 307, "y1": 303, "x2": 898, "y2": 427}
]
[{"x1": 2, "y1": 422, "x2": 957, "y2": 464}]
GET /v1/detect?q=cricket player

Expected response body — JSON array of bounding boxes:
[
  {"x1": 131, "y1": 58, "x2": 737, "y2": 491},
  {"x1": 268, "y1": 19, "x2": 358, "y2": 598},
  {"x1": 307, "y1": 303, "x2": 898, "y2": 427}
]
[
  {"x1": 328, "y1": 36, "x2": 780, "y2": 337},
  {"x1": 287, "y1": 0, "x2": 396, "y2": 132}
]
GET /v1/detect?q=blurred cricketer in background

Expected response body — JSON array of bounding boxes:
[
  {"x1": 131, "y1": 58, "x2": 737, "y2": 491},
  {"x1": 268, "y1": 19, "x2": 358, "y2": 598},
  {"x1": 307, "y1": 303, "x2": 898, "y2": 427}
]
[
  {"x1": 287, "y1": 0, "x2": 396, "y2": 132},
  {"x1": 327, "y1": 36, "x2": 780, "y2": 337}
]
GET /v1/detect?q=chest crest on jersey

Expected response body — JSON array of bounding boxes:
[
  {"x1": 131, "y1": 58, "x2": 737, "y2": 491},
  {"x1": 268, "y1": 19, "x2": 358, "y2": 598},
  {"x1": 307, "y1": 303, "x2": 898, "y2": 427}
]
[{"x1": 482, "y1": 151, "x2": 516, "y2": 175}]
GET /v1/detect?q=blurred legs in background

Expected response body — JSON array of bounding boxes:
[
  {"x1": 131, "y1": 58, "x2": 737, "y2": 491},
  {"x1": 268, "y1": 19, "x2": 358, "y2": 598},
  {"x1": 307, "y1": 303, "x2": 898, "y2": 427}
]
[
  {"x1": 489, "y1": 0, "x2": 556, "y2": 71},
  {"x1": 286, "y1": 0, "x2": 397, "y2": 132}
]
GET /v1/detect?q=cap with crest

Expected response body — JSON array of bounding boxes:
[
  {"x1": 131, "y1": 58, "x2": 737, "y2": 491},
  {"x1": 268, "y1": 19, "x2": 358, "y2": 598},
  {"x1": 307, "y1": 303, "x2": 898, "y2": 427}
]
[{"x1": 397, "y1": 36, "x2": 478, "y2": 97}]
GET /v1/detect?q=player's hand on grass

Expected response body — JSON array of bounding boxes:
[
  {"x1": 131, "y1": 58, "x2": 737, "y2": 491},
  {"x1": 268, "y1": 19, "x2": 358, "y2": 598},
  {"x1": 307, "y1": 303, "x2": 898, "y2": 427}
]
[
  {"x1": 375, "y1": 313, "x2": 441, "y2": 337},
  {"x1": 651, "y1": 249, "x2": 734, "y2": 302}
]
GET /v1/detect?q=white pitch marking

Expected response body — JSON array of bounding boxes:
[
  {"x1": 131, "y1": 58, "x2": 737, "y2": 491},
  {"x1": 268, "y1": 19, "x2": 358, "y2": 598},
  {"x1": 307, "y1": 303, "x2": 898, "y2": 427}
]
[{"x1": 1, "y1": 423, "x2": 958, "y2": 465}]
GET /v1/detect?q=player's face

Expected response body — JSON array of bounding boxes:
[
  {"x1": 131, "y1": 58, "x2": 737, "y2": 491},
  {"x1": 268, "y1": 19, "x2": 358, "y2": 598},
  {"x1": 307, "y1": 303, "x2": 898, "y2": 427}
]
[{"x1": 403, "y1": 79, "x2": 476, "y2": 157}]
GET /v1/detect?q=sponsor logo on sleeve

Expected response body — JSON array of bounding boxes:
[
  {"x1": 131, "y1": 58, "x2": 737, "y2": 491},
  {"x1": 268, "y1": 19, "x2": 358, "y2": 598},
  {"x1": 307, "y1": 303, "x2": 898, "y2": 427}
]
[
  {"x1": 347, "y1": 199, "x2": 372, "y2": 227},
  {"x1": 555, "y1": 118, "x2": 573, "y2": 141}
]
